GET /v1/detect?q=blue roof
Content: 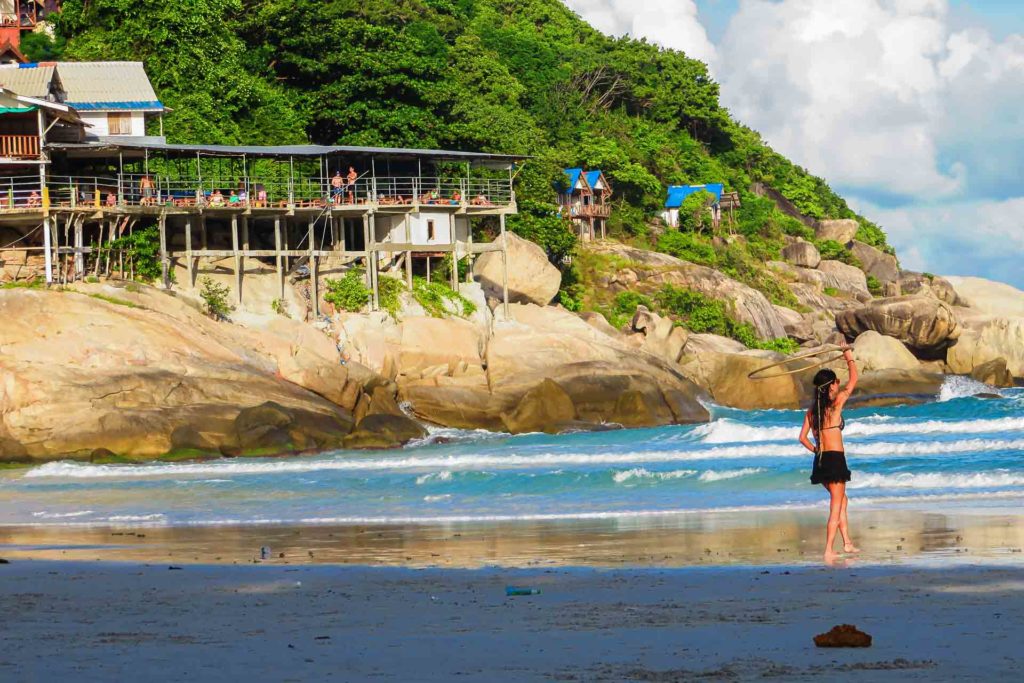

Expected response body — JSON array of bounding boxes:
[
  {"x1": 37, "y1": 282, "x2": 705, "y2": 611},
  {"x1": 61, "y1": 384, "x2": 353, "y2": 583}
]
[
  {"x1": 664, "y1": 183, "x2": 724, "y2": 208},
  {"x1": 585, "y1": 170, "x2": 603, "y2": 188},
  {"x1": 563, "y1": 167, "x2": 584, "y2": 191},
  {"x1": 66, "y1": 100, "x2": 164, "y2": 111}
]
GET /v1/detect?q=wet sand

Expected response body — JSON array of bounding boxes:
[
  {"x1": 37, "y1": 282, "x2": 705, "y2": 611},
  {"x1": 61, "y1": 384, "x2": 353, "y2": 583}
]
[
  {"x1": 3, "y1": 560, "x2": 1023, "y2": 681},
  {"x1": 2, "y1": 507, "x2": 1023, "y2": 567}
]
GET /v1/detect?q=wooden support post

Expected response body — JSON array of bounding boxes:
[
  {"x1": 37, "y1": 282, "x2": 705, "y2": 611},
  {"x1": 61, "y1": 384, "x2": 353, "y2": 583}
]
[
  {"x1": 231, "y1": 214, "x2": 241, "y2": 303},
  {"x1": 465, "y1": 218, "x2": 474, "y2": 284},
  {"x1": 105, "y1": 220, "x2": 114, "y2": 277},
  {"x1": 274, "y1": 216, "x2": 284, "y2": 300},
  {"x1": 369, "y1": 212, "x2": 379, "y2": 311},
  {"x1": 158, "y1": 212, "x2": 169, "y2": 289},
  {"x1": 308, "y1": 216, "x2": 319, "y2": 317},
  {"x1": 499, "y1": 213, "x2": 509, "y2": 318},
  {"x1": 43, "y1": 216, "x2": 52, "y2": 283},
  {"x1": 240, "y1": 214, "x2": 248, "y2": 294},
  {"x1": 362, "y1": 214, "x2": 372, "y2": 290},
  {"x1": 93, "y1": 222, "x2": 102, "y2": 279},
  {"x1": 404, "y1": 214, "x2": 412, "y2": 287},
  {"x1": 74, "y1": 218, "x2": 83, "y2": 281},
  {"x1": 185, "y1": 216, "x2": 194, "y2": 286},
  {"x1": 200, "y1": 213, "x2": 208, "y2": 250},
  {"x1": 449, "y1": 214, "x2": 457, "y2": 292}
]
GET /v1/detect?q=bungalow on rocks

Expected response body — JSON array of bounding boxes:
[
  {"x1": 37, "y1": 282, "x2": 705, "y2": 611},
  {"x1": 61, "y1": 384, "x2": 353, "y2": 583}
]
[
  {"x1": 558, "y1": 167, "x2": 612, "y2": 241},
  {"x1": 659, "y1": 181, "x2": 741, "y2": 232}
]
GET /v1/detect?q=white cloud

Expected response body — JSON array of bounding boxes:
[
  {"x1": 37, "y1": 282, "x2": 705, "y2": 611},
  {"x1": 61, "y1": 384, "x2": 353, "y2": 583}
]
[{"x1": 561, "y1": 0, "x2": 717, "y2": 67}]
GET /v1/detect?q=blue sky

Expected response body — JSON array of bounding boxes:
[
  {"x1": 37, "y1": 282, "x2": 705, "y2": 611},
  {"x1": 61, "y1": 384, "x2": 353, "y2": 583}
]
[{"x1": 563, "y1": 1, "x2": 1024, "y2": 288}]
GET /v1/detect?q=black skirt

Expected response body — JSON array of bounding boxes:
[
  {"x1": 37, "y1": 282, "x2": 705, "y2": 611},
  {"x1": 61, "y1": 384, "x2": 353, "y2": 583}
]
[{"x1": 810, "y1": 450, "x2": 851, "y2": 485}]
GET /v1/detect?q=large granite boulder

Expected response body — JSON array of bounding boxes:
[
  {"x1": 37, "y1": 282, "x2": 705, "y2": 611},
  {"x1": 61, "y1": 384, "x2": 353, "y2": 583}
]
[
  {"x1": 851, "y1": 330, "x2": 920, "y2": 372},
  {"x1": 970, "y1": 358, "x2": 1014, "y2": 388},
  {"x1": 898, "y1": 272, "x2": 958, "y2": 305},
  {"x1": 473, "y1": 232, "x2": 560, "y2": 306},
  {"x1": 400, "y1": 303, "x2": 711, "y2": 431},
  {"x1": 0, "y1": 286, "x2": 363, "y2": 460},
  {"x1": 848, "y1": 241, "x2": 899, "y2": 285},
  {"x1": 342, "y1": 413, "x2": 427, "y2": 450},
  {"x1": 836, "y1": 296, "x2": 960, "y2": 356},
  {"x1": 849, "y1": 369, "x2": 945, "y2": 405},
  {"x1": 815, "y1": 219, "x2": 859, "y2": 244},
  {"x1": 817, "y1": 260, "x2": 870, "y2": 298},
  {"x1": 782, "y1": 240, "x2": 821, "y2": 268},
  {"x1": 631, "y1": 308, "x2": 689, "y2": 364},
  {"x1": 678, "y1": 349, "x2": 805, "y2": 410},
  {"x1": 947, "y1": 317, "x2": 1024, "y2": 378},
  {"x1": 945, "y1": 276, "x2": 1024, "y2": 317}
]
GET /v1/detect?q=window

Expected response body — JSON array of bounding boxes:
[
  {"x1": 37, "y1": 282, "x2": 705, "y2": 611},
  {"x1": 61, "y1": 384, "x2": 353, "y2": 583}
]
[
  {"x1": 107, "y1": 113, "x2": 132, "y2": 136},
  {"x1": 427, "y1": 220, "x2": 435, "y2": 241}
]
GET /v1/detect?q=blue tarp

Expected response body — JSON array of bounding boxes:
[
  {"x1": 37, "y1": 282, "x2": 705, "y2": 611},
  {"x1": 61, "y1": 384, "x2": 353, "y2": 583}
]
[{"x1": 664, "y1": 183, "x2": 724, "y2": 208}]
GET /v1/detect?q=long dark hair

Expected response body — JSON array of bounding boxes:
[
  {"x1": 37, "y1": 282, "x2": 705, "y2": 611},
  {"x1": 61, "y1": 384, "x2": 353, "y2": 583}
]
[{"x1": 810, "y1": 369, "x2": 838, "y2": 451}]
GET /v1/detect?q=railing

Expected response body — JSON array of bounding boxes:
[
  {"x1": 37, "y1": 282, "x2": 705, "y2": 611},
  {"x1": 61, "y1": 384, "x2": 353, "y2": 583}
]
[
  {"x1": 0, "y1": 135, "x2": 40, "y2": 159},
  {"x1": 0, "y1": 176, "x2": 44, "y2": 211},
  {"x1": 0, "y1": 174, "x2": 516, "y2": 211}
]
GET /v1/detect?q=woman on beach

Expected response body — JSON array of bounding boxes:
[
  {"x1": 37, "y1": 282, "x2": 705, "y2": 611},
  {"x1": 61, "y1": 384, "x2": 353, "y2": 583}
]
[{"x1": 799, "y1": 344, "x2": 859, "y2": 562}]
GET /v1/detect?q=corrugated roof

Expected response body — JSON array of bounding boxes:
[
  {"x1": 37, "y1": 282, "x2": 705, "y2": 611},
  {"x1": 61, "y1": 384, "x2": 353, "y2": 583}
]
[
  {"x1": 49, "y1": 140, "x2": 528, "y2": 163},
  {"x1": 56, "y1": 62, "x2": 163, "y2": 111},
  {"x1": 0, "y1": 63, "x2": 56, "y2": 99},
  {"x1": 585, "y1": 170, "x2": 609, "y2": 190},
  {"x1": 665, "y1": 183, "x2": 724, "y2": 208}
]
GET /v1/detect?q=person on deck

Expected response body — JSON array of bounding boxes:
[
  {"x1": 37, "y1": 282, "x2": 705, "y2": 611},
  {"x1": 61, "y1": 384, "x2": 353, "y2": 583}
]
[
  {"x1": 26, "y1": 190, "x2": 40, "y2": 207},
  {"x1": 450, "y1": 190, "x2": 462, "y2": 205},
  {"x1": 346, "y1": 166, "x2": 358, "y2": 203},
  {"x1": 209, "y1": 189, "x2": 225, "y2": 207},
  {"x1": 228, "y1": 190, "x2": 240, "y2": 205},
  {"x1": 255, "y1": 183, "x2": 267, "y2": 208},
  {"x1": 798, "y1": 343, "x2": 859, "y2": 563},
  {"x1": 139, "y1": 175, "x2": 154, "y2": 206},
  {"x1": 331, "y1": 171, "x2": 344, "y2": 204},
  {"x1": 105, "y1": 192, "x2": 117, "y2": 207}
]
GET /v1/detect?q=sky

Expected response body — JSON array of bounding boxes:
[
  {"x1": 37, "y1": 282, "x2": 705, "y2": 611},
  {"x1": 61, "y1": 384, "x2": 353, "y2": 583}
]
[{"x1": 561, "y1": 0, "x2": 1024, "y2": 288}]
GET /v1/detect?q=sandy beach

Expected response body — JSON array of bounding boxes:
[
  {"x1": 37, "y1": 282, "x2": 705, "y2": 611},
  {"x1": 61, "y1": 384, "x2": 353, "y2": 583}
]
[
  {"x1": 2, "y1": 507, "x2": 1024, "y2": 681},
  {"x1": 3, "y1": 559, "x2": 1023, "y2": 681}
]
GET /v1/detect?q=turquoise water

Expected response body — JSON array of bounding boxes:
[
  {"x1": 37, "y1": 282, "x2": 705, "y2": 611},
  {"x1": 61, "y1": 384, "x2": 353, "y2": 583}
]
[{"x1": 3, "y1": 379, "x2": 1023, "y2": 527}]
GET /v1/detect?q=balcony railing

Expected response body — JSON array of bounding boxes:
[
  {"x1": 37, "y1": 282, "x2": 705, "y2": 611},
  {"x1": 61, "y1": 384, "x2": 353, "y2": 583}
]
[{"x1": 0, "y1": 135, "x2": 40, "y2": 159}]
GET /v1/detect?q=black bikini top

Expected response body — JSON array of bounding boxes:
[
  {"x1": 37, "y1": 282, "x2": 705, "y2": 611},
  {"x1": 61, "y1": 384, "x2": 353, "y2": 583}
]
[{"x1": 820, "y1": 417, "x2": 845, "y2": 432}]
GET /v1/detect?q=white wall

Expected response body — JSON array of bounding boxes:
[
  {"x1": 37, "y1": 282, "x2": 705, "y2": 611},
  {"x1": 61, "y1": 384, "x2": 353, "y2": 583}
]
[
  {"x1": 660, "y1": 208, "x2": 679, "y2": 228},
  {"x1": 83, "y1": 112, "x2": 147, "y2": 137},
  {"x1": 375, "y1": 212, "x2": 470, "y2": 246}
]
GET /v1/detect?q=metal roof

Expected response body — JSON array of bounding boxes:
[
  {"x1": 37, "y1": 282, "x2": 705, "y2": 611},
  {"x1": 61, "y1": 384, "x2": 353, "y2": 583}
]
[
  {"x1": 48, "y1": 140, "x2": 528, "y2": 164},
  {"x1": 562, "y1": 168, "x2": 587, "y2": 191},
  {"x1": 665, "y1": 183, "x2": 724, "y2": 208},
  {"x1": 55, "y1": 62, "x2": 164, "y2": 111},
  {"x1": 0, "y1": 63, "x2": 56, "y2": 99}
]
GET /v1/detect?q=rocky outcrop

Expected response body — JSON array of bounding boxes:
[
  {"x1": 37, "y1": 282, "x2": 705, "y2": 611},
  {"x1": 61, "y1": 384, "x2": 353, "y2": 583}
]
[
  {"x1": 899, "y1": 272, "x2": 958, "y2": 305},
  {"x1": 836, "y1": 296, "x2": 960, "y2": 356},
  {"x1": 817, "y1": 260, "x2": 870, "y2": 299},
  {"x1": 970, "y1": 358, "x2": 1013, "y2": 388},
  {"x1": 946, "y1": 276, "x2": 1024, "y2": 317},
  {"x1": 850, "y1": 369, "x2": 945, "y2": 404},
  {"x1": 782, "y1": 240, "x2": 821, "y2": 268},
  {"x1": 947, "y1": 317, "x2": 1024, "y2": 378},
  {"x1": 389, "y1": 304, "x2": 711, "y2": 432},
  {"x1": 851, "y1": 330, "x2": 920, "y2": 372},
  {"x1": 473, "y1": 232, "x2": 560, "y2": 306},
  {"x1": 632, "y1": 306, "x2": 689, "y2": 363},
  {"x1": 679, "y1": 349, "x2": 805, "y2": 410},
  {"x1": 848, "y1": 241, "x2": 898, "y2": 284},
  {"x1": 0, "y1": 285, "x2": 373, "y2": 461},
  {"x1": 815, "y1": 219, "x2": 859, "y2": 244},
  {"x1": 342, "y1": 413, "x2": 428, "y2": 450}
]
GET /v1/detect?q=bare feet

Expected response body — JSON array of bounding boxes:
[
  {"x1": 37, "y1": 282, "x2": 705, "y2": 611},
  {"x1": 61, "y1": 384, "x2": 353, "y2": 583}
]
[
  {"x1": 824, "y1": 551, "x2": 840, "y2": 564},
  {"x1": 843, "y1": 544, "x2": 861, "y2": 554}
]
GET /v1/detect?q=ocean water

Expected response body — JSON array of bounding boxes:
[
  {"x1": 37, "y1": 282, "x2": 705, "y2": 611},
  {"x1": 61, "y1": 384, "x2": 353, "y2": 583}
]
[{"x1": 2, "y1": 378, "x2": 1023, "y2": 528}]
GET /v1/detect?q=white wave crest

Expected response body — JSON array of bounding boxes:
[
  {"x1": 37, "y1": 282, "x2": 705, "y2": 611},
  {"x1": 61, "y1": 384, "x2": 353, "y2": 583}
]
[
  {"x1": 31, "y1": 510, "x2": 94, "y2": 519},
  {"x1": 415, "y1": 471, "x2": 453, "y2": 485},
  {"x1": 422, "y1": 494, "x2": 452, "y2": 503},
  {"x1": 698, "y1": 416, "x2": 1024, "y2": 444},
  {"x1": 612, "y1": 468, "x2": 696, "y2": 483},
  {"x1": 22, "y1": 437, "x2": 1024, "y2": 480},
  {"x1": 698, "y1": 467, "x2": 765, "y2": 482},
  {"x1": 939, "y1": 375, "x2": 1000, "y2": 402},
  {"x1": 851, "y1": 470, "x2": 1024, "y2": 490}
]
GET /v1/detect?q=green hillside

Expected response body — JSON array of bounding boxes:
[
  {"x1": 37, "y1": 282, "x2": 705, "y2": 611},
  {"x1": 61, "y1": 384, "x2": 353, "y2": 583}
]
[{"x1": 43, "y1": 0, "x2": 890, "y2": 310}]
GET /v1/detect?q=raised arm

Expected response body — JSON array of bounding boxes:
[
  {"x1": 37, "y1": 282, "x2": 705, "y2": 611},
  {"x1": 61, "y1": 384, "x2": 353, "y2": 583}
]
[
  {"x1": 799, "y1": 410, "x2": 817, "y2": 454},
  {"x1": 837, "y1": 342, "x2": 858, "y2": 405}
]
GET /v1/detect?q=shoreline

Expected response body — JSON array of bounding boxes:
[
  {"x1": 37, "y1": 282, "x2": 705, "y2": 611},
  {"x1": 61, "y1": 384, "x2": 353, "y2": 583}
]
[{"x1": 4, "y1": 506, "x2": 1024, "y2": 568}]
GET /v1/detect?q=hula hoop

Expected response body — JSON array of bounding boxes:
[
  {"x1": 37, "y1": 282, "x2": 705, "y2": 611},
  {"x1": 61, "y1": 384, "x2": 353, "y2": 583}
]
[{"x1": 747, "y1": 346, "x2": 847, "y2": 380}]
